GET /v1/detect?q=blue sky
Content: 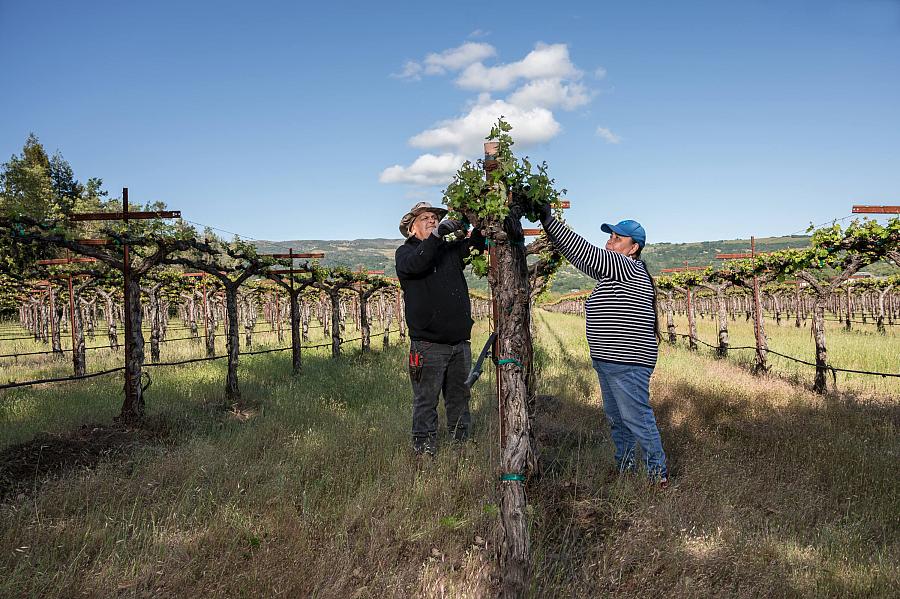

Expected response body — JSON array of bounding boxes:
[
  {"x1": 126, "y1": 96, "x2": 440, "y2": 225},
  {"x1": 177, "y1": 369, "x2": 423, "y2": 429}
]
[{"x1": 2, "y1": 0, "x2": 899, "y2": 244}]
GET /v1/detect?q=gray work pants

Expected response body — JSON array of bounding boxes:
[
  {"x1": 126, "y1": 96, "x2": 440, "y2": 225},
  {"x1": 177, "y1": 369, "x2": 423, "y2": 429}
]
[{"x1": 409, "y1": 339, "x2": 472, "y2": 447}]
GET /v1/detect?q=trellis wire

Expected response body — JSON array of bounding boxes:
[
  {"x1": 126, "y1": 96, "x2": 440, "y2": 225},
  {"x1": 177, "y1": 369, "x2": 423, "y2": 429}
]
[
  {"x1": 0, "y1": 329, "x2": 399, "y2": 392},
  {"x1": 672, "y1": 333, "x2": 900, "y2": 378}
]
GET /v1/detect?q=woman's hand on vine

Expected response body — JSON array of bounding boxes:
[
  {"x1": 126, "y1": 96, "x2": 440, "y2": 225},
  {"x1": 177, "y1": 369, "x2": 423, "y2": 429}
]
[{"x1": 536, "y1": 202, "x2": 552, "y2": 224}]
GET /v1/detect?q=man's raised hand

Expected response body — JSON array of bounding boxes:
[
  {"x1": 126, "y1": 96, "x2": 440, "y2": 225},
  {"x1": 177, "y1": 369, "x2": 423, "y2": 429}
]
[{"x1": 434, "y1": 219, "x2": 464, "y2": 238}]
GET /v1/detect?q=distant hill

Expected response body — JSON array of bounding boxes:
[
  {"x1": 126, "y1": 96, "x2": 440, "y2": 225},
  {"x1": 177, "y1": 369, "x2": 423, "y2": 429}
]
[{"x1": 255, "y1": 234, "x2": 898, "y2": 293}]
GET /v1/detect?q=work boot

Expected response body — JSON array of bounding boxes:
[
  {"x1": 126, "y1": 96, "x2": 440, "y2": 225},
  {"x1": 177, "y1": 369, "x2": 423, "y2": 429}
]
[{"x1": 413, "y1": 439, "x2": 437, "y2": 457}]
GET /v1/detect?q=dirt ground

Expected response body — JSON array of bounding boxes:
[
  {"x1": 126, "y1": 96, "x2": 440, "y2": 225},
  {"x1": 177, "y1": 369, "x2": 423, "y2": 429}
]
[{"x1": 0, "y1": 417, "x2": 171, "y2": 501}]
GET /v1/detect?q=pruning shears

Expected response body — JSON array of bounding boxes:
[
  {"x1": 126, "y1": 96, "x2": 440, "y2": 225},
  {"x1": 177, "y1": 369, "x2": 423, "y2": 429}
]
[{"x1": 465, "y1": 332, "x2": 497, "y2": 388}]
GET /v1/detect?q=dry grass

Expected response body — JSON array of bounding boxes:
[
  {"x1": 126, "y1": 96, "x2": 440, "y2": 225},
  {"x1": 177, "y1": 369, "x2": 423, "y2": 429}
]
[
  {"x1": 0, "y1": 312, "x2": 897, "y2": 597},
  {"x1": 530, "y1": 310, "x2": 898, "y2": 597}
]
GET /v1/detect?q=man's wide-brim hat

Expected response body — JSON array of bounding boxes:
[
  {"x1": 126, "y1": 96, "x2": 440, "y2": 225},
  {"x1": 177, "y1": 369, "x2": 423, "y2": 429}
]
[{"x1": 399, "y1": 201, "x2": 447, "y2": 237}]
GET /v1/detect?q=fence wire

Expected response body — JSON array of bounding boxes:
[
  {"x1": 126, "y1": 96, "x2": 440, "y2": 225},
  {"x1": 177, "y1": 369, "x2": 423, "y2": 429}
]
[
  {"x1": 0, "y1": 329, "x2": 400, "y2": 391},
  {"x1": 672, "y1": 333, "x2": 900, "y2": 378}
]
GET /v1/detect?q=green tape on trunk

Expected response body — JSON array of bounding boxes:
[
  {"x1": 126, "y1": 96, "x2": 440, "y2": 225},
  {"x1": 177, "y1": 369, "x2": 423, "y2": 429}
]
[{"x1": 497, "y1": 358, "x2": 523, "y2": 368}]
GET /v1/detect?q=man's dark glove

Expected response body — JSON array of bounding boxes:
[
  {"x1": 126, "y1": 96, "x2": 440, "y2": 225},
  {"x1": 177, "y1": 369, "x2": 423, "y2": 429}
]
[
  {"x1": 535, "y1": 202, "x2": 553, "y2": 224},
  {"x1": 434, "y1": 219, "x2": 464, "y2": 238}
]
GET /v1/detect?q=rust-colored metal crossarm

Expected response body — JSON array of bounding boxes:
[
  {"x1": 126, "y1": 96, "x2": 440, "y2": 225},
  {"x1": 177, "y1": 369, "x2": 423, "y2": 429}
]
[
  {"x1": 523, "y1": 228, "x2": 543, "y2": 236},
  {"x1": 559, "y1": 200, "x2": 571, "y2": 209},
  {"x1": 182, "y1": 271, "x2": 228, "y2": 277},
  {"x1": 366, "y1": 270, "x2": 385, "y2": 275},
  {"x1": 852, "y1": 205, "x2": 900, "y2": 214},
  {"x1": 75, "y1": 238, "x2": 111, "y2": 245},
  {"x1": 261, "y1": 252, "x2": 325, "y2": 259},
  {"x1": 715, "y1": 253, "x2": 754, "y2": 259},
  {"x1": 660, "y1": 266, "x2": 707, "y2": 273},
  {"x1": 70, "y1": 210, "x2": 181, "y2": 221},
  {"x1": 36, "y1": 257, "x2": 98, "y2": 265}
]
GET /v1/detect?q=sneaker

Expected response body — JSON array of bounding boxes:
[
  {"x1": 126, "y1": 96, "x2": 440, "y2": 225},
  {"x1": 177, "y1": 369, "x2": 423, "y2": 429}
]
[{"x1": 658, "y1": 477, "x2": 669, "y2": 490}]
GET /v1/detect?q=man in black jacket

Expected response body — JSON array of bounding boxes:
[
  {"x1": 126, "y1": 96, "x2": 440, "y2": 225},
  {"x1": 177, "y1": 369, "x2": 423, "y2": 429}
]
[{"x1": 395, "y1": 201, "x2": 484, "y2": 456}]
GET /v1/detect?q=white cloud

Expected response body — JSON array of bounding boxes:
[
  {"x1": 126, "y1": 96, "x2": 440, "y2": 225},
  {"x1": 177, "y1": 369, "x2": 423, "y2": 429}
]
[
  {"x1": 455, "y1": 42, "x2": 580, "y2": 92},
  {"x1": 507, "y1": 78, "x2": 591, "y2": 110},
  {"x1": 392, "y1": 60, "x2": 423, "y2": 81},
  {"x1": 383, "y1": 41, "x2": 600, "y2": 188},
  {"x1": 424, "y1": 42, "x2": 496, "y2": 75},
  {"x1": 409, "y1": 96, "x2": 560, "y2": 155},
  {"x1": 596, "y1": 127, "x2": 622, "y2": 144},
  {"x1": 393, "y1": 42, "x2": 495, "y2": 80},
  {"x1": 379, "y1": 153, "x2": 467, "y2": 186},
  {"x1": 594, "y1": 66, "x2": 607, "y2": 79},
  {"x1": 468, "y1": 29, "x2": 490, "y2": 39}
]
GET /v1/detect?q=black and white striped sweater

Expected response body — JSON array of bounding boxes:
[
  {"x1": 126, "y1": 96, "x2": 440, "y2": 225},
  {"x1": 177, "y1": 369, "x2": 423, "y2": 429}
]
[{"x1": 544, "y1": 217, "x2": 658, "y2": 368}]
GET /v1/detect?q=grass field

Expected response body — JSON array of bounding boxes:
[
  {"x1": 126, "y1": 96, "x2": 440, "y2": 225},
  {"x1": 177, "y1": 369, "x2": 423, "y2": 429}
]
[
  {"x1": 667, "y1": 311, "x2": 900, "y2": 396},
  {"x1": 0, "y1": 312, "x2": 897, "y2": 597}
]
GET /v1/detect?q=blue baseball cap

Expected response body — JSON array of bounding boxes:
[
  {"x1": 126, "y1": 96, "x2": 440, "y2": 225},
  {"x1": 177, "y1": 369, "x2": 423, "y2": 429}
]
[{"x1": 601, "y1": 220, "x2": 646, "y2": 248}]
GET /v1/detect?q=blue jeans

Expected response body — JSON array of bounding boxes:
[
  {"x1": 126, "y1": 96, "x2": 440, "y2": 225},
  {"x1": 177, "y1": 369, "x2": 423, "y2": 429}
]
[{"x1": 592, "y1": 359, "x2": 667, "y2": 479}]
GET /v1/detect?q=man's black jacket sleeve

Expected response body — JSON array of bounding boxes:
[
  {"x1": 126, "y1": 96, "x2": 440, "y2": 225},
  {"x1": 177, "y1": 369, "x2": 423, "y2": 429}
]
[{"x1": 396, "y1": 234, "x2": 443, "y2": 278}]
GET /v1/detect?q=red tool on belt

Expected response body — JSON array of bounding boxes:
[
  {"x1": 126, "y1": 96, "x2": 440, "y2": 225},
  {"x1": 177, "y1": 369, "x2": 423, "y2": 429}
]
[{"x1": 409, "y1": 350, "x2": 424, "y2": 382}]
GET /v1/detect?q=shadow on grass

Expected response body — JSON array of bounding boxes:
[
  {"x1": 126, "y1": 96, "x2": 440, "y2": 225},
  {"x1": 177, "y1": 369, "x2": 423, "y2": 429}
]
[
  {"x1": 0, "y1": 343, "x2": 409, "y2": 504},
  {"x1": 0, "y1": 415, "x2": 177, "y2": 501},
  {"x1": 529, "y1": 364, "x2": 900, "y2": 597}
]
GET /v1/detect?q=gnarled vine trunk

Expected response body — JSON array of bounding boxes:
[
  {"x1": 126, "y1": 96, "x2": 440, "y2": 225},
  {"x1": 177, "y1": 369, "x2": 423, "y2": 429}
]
[
  {"x1": 665, "y1": 290, "x2": 676, "y2": 343},
  {"x1": 224, "y1": 286, "x2": 241, "y2": 403},
  {"x1": 751, "y1": 277, "x2": 769, "y2": 372},
  {"x1": 289, "y1": 289, "x2": 302, "y2": 374},
  {"x1": 121, "y1": 277, "x2": 146, "y2": 422},
  {"x1": 329, "y1": 290, "x2": 342, "y2": 358},
  {"x1": 49, "y1": 286, "x2": 62, "y2": 354},
  {"x1": 72, "y1": 295, "x2": 86, "y2": 377},
  {"x1": 812, "y1": 297, "x2": 828, "y2": 393},
  {"x1": 491, "y1": 225, "x2": 536, "y2": 599}
]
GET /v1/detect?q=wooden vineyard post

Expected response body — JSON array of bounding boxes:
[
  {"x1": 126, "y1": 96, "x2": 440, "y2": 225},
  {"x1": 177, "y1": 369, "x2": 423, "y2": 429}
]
[
  {"x1": 66, "y1": 270, "x2": 76, "y2": 364},
  {"x1": 660, "y1": 265, "x2": 706, "y2": 351},
  {"x1": 67, "y1": 187, "x2": 182, "y2": 421},
  {"x1": 183, "y1": 273, "x2": 214, "y2": 357},
  {"x1": 262, "y1": 250, "x2": 325, "y2": 375},
  {"x1": 35, "y1": 251, "x2": 99, "y2": 375},
  {"x1": 202, "y1": 278, "x2": 210, "y2": 353},
  {"x1": 483, "y1": 141, "x2": 534, "y2": 598},
  {"x1": 716, "y1": 243, "x2": 769, "y2": 372},
  {"x1": 685, "y1": 284, "x2": 697, "y2": 350},
  {"x1": 699, "y1": 279, "x2": 731, "y2": 357},
  {"x1": 48, "y1": 283, "x2": 60, "y2": 354}
]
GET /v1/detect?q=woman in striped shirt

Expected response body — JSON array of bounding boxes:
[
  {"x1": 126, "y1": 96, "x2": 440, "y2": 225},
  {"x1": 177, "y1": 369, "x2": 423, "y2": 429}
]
[{"x1": 538, "y1": 204, "x2": 668, "y2": 487}]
